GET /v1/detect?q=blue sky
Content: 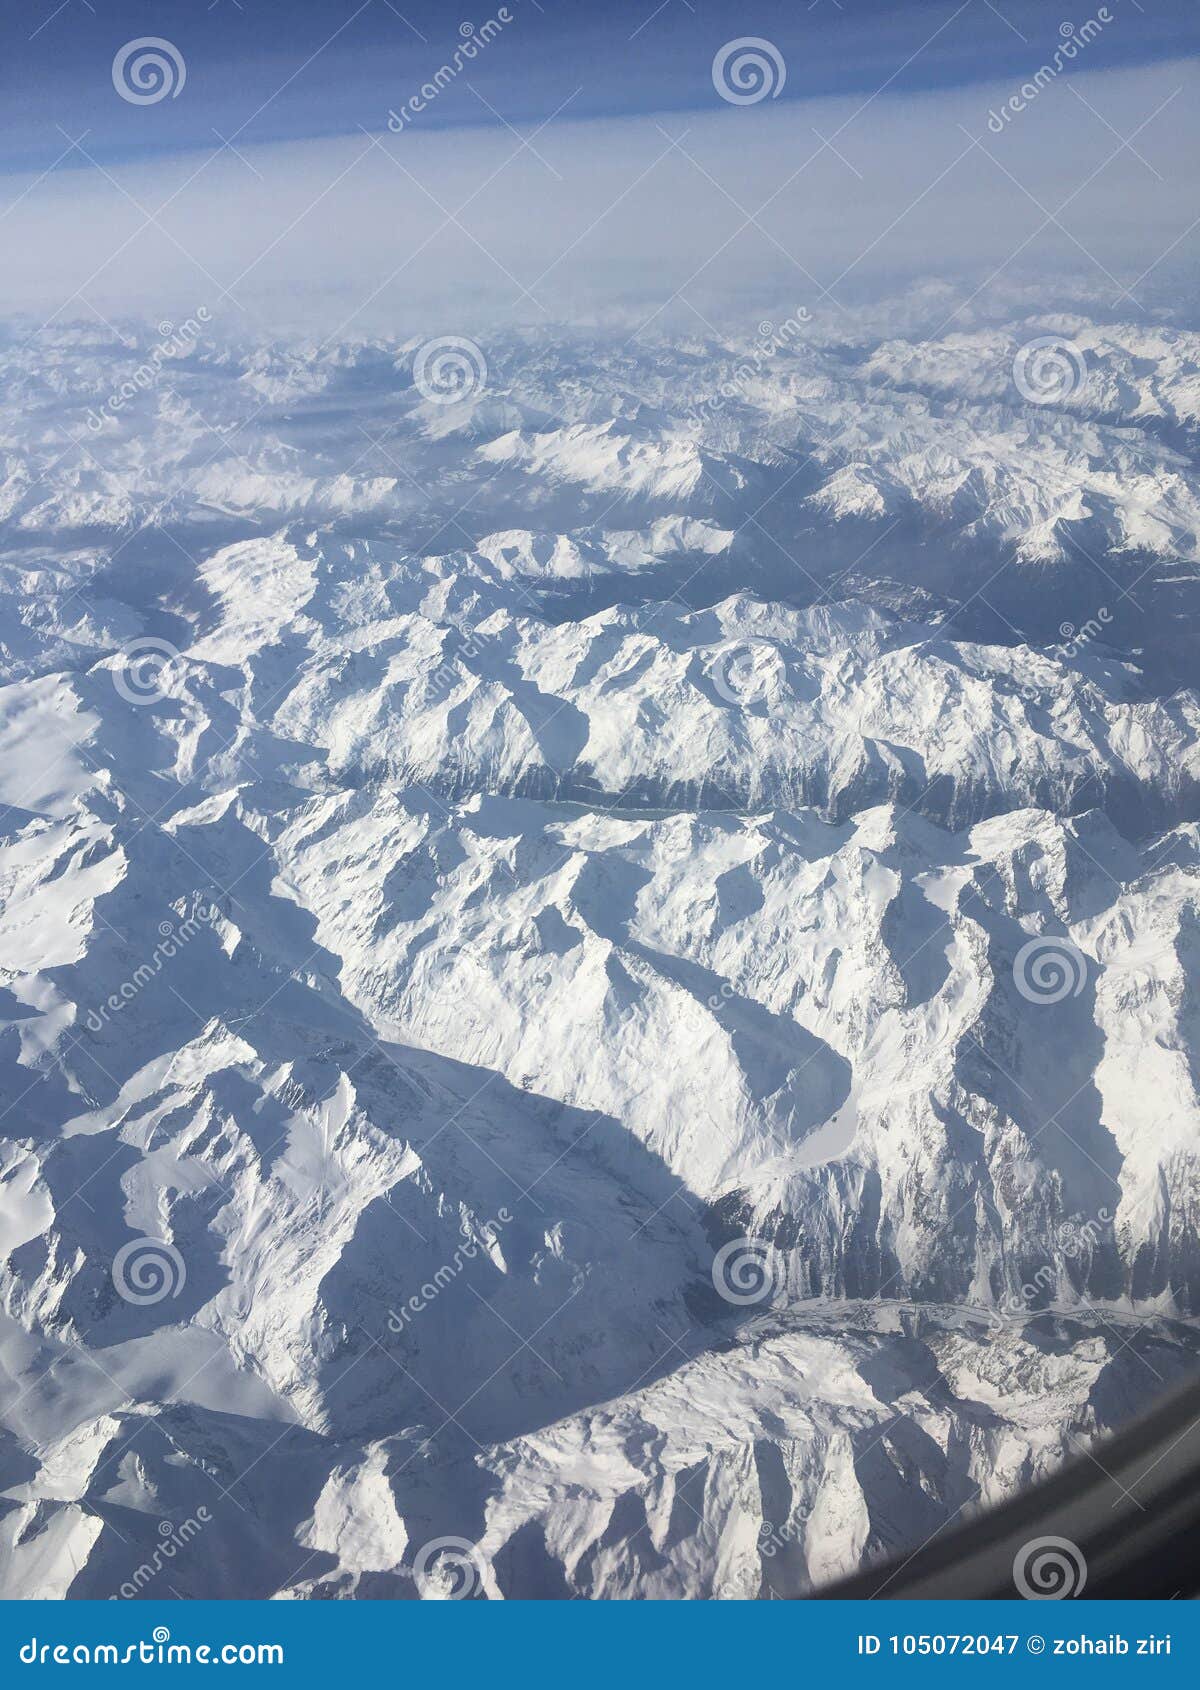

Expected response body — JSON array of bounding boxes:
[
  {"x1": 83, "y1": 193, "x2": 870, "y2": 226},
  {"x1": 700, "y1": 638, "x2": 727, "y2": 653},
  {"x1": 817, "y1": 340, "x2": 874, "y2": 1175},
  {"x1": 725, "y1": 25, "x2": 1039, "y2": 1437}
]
[
  {"x1": 4, "y1": 0, "x2": 1198, "y2": 170},
  {"x1": 2, "y1": 0, "x2": 1196, "y2": 332}
]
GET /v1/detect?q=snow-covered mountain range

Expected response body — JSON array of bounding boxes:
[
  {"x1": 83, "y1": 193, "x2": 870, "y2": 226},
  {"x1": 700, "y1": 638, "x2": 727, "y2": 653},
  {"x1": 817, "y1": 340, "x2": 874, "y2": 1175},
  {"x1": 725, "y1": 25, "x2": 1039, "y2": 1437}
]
[{"x1": 1, "y1": 303, "x2": 1197, "y2": 1599}]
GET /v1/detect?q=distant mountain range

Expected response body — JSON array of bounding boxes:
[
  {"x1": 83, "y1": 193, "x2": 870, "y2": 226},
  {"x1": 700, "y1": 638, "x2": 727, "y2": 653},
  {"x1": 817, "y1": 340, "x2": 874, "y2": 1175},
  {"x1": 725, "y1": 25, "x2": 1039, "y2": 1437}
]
[{"x1": 1, "y1": 303, "x2": 1197, "y2": 1598}]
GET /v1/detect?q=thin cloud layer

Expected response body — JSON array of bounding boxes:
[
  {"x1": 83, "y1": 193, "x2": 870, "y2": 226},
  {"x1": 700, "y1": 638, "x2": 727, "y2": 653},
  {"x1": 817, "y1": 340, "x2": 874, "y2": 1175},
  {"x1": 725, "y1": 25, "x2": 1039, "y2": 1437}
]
[{"x1": 2, "y1": 58, "x2": 1195, "y2": 334}]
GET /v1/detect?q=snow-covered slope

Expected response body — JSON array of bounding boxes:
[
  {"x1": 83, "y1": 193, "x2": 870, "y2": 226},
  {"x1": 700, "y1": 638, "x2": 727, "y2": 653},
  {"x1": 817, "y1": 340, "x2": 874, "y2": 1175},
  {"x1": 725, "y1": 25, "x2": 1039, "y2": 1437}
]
[{"x1": 0, "y1": 307, "x2": 1197, "y2": 1600}]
